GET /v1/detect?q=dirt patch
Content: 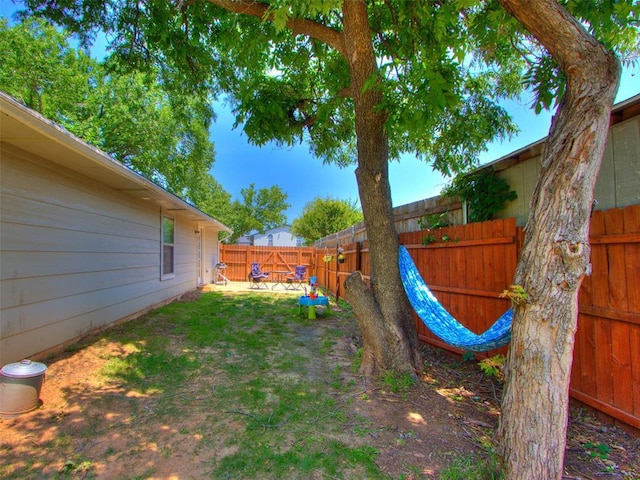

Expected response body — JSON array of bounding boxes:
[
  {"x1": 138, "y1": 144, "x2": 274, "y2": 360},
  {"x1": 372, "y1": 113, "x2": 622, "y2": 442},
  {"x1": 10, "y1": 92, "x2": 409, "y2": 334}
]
[{"x1": 1, "y1": 290, "x2": 638, "y2": 479}]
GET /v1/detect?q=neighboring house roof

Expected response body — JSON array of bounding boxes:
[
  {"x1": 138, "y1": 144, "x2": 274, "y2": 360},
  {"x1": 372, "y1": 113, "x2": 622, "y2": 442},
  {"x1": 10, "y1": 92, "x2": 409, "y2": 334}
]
[
  {"x1": 235, "y1": 235, "x2": 252, "y2": 245},
  {"x1": 0, "y1": 91, "x2": 232, "y2": 234},
  {"x1": 256, "y1": 225, "x2": 293, "y2": 236},
  {"x1": 236, "y1": 226, "x2": 297, "y2": 245}
]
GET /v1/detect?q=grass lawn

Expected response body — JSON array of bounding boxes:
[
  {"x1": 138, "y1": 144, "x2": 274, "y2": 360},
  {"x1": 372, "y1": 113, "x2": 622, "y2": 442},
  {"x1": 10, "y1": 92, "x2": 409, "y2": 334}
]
[
  {"x1": 1, "y1": 291, "x2": 405, "y2": 479},
  {"x1": 1, "y1": 289, "x2": 637, "y2": 479}
]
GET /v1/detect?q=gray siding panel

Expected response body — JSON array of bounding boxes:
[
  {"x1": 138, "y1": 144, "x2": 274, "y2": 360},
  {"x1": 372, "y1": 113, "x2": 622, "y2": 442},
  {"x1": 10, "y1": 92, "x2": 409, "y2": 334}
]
[
  {"x1": 611, "y1": 118, "x2": 640, "y2": 208},
  {"x1": 0, "y1": 149, "x2": 199, "y2": 364},
  {"x1": 1, "y1": 266, "x2": 159, "y2": 310},
  {"x1": 1, "y1": 222, "x2": 159, "y2": 254},
  {"x1": 2, "y1": 191, "x2": 158, "y2": 239},
  {"x1": 594, "y1": 132, "x2": 617, "y2": 209},
  {"x1": 1, "y1": 251, "x2": 158, "y2": 279},
  {"x1": 1, "y1": 276, "x2": 175, "y2": 337},
  {"x1": 1, "y1": 286, "x2": 182, "y2": 363}
]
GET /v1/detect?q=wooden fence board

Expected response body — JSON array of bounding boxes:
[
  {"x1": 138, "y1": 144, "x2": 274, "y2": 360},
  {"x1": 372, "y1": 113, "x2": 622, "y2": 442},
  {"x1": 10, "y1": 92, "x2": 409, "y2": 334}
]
[
  {"x1": 625, "y1": 206, "x2": 640, "y2": 314},
  {"x1": 480, "y1": 220, "x2": 494, "y2": 296},
  {"x1": 632, "y1": 325, "x2": 640, "y2": 419},
  {"x1": 606, "y1": 210, "x2": 632, "y2": 413},
  {"x1": 465, "y1": 237, "x2": 478, "y2": 335},
  {"x1": 574, "y1": 314, "x2": 597, "y2": 398},
  {"x1": 471, "y1": 232, "x2": 486, "y2": 336},
  {"x1": 595, "y1": 311, "x2": 615, "y2": 408},
  {"x1": 590, "y1": 211, "x2": 609, "y2": 309},
  {"x1": 481, "y1": 221, "x2": 496, "y2": 342},
  {"x1": 606, "y1": 209, "x2": 628, "y2": 311},
  {"x1": 611, "y1": 321, "x2": 633, "y2": 413},
  {"x1": 491, "y1": 220, "x2": 506, "y2": 294},
  {"x1": 490, "y1": 220, "x2": 506, "y2": 322},
  {"x1": 623, "y1": 206, "x2": 640, "y2": 421},
  {"x1": 586, "y1": 211, "x2": 615, "y2": 410},
  {"x1": 579, "y1": 260, "x2": 593, "y2": 307}
]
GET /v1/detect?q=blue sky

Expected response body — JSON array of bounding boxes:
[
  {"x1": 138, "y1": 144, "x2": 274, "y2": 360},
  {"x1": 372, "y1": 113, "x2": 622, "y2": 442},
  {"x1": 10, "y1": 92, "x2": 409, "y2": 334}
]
[{"x1": 3, "y1": 2, "x2": 639, "y2": 221}]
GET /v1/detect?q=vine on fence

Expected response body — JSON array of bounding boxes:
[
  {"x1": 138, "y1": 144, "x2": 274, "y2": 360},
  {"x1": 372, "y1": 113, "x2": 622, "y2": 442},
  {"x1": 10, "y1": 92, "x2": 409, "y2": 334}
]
[{"x1": 443, "y1": 168, "x2": 517, "y2": 222}]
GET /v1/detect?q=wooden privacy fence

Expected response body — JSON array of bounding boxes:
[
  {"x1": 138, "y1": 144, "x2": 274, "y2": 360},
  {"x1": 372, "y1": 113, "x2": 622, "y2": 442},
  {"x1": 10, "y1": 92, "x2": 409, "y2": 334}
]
[
  {"x1": 572, "y1": 206, "x2": 640, "y2": 431},
  {"x1": 219, "y1": 245, "x2": 316, "y2": 281},
  {"x1": 219, "y1": 205, "x2": 639, "y2": 432}
]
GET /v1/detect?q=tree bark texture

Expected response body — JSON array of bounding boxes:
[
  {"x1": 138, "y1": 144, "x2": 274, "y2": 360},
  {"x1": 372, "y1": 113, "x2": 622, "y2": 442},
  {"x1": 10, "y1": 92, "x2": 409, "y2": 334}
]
[
  {"x1": 341, "y1": 0, "x2": 421, "y2": 377},
  {"x1": 496, "y1": 1, "x2": 621, "y2": 479}
]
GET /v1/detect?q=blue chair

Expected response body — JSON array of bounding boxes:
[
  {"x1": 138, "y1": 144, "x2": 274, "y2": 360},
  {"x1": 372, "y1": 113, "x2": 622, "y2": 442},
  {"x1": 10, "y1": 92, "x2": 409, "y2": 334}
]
[
  {"x1": 285, "y1": 265, "x2": 307, "y2": 290},
  {"x1": 248, "y1": 262, "x2": 269, "y2": 289}
]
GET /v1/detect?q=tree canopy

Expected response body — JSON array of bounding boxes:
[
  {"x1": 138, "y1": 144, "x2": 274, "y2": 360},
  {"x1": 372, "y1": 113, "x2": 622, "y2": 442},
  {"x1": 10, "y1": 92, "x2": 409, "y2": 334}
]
[
  {"x1": 0, "y1": 16, "x2": 96, "y2": 128},
  {"x1": 15, "y1": 0, "x2": 519, "y2": 173},
  {"x1": 291, "y1": 196, "x2": 363, "y2": 245},
  {"x1": 224, "y1": 183, "x2": 290, "y2": 243},
  {"x1": 14, "y1": 2, "x2": 637, "y2": 175},
  {"x1": 17, "y1": 1, "x2": 636, "y2": 176}
]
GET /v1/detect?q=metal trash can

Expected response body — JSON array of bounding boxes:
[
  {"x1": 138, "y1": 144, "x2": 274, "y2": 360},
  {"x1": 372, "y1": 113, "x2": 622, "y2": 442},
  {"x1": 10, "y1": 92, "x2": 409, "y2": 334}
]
[{"x1": 0, "y1": 359, "x2": 47, "y2": 417}]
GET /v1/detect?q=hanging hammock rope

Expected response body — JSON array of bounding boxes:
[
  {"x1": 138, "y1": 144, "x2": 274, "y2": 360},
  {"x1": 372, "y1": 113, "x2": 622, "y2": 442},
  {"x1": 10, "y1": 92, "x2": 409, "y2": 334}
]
[{"x1": 398, "y1": 245, "x2": 513, "y2": 352}]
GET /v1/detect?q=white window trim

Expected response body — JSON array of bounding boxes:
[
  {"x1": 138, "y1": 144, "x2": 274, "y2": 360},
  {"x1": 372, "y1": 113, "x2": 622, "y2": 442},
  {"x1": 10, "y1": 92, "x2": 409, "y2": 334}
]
[{"x1": 161, "y1": 213, "x2": 175, "y2": 280}]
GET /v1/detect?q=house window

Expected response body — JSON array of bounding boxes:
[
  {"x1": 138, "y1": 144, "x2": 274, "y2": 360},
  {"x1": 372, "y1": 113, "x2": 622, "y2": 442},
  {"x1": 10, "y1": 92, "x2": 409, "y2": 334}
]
[
  {"x1": 296, "y1": 236, "x2": 303, "y2": 247},
  {"x1": 162, "y1": 216, "x2": 175, "y2": 278},
  {"x1": 268, "y1": 234, "x2": 273, "y2": 247}
]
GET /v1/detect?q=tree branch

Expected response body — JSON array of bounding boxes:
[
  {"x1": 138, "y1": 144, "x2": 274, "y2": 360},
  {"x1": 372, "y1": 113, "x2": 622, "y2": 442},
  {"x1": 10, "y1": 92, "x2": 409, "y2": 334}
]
[
  {"x1": 205, "y1": 0, "x2": 346, "y2": 56},
  {"x1": 497, "y1": 0, "x2": 613, "y2": 73}
]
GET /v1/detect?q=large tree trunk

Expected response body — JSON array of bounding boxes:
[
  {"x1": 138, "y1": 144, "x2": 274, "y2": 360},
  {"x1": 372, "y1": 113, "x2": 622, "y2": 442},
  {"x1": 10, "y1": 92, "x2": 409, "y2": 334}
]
[
  {"x1": 495, "y1": 1, "x2": 621, "y2": 479},
  {"x1": 341, "y1": 0, "x2": 421, "y2": 377}
]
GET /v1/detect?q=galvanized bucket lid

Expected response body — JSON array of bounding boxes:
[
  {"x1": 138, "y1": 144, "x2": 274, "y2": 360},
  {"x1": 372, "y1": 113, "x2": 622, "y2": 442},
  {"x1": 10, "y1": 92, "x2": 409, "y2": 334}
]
[{"x1": 1, "y1": 359, "x2": 47, "y2": 378}]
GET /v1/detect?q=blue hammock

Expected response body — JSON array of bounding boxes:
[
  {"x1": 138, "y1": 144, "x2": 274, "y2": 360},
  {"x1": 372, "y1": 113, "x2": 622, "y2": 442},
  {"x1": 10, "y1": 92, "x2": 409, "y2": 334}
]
[{"x1": 398, "y1": 245, "x2": 513, "y2": 352}]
